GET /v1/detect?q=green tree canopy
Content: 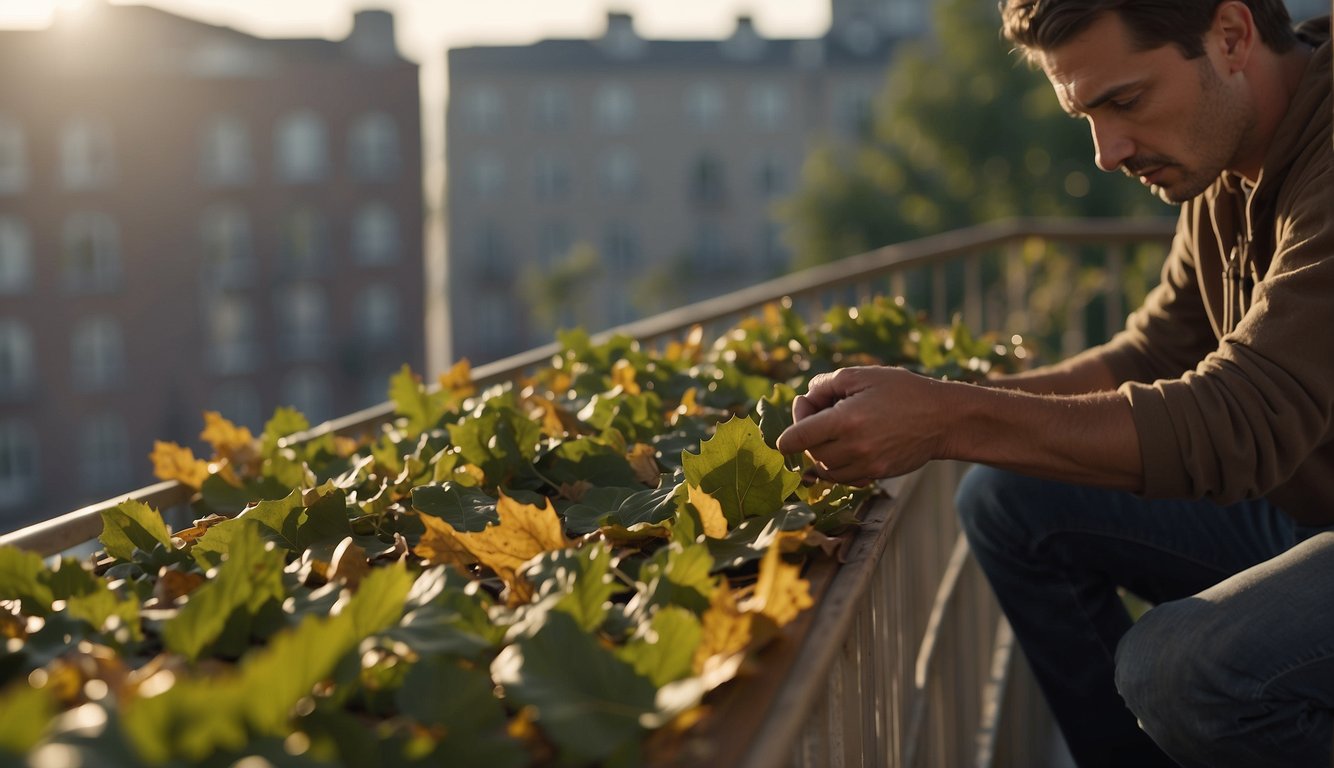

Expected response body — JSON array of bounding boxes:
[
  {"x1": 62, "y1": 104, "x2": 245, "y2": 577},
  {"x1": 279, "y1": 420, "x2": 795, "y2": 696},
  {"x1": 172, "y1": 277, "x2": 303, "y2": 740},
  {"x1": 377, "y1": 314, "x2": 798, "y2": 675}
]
[{"x1": 782, "y1": 0, "x2": 1169, "y2": 267}]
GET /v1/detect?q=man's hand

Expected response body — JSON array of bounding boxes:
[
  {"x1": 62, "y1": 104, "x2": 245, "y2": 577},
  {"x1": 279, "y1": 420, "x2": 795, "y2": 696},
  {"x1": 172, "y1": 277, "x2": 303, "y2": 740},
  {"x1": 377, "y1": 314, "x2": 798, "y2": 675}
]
[
  {"x1": 776, "y1": 366, "x2": 948, "y2": 485},
  {"x1": 776, "y1": 364, "x2": 1144, "y2": 491}
]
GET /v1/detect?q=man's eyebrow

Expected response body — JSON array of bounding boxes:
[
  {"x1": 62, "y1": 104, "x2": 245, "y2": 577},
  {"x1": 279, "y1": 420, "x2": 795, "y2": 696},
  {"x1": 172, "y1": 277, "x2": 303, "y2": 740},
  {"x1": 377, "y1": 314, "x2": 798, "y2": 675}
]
[{"x1": 1063, "y1": 80, "x2": 1142, "y2": 116}]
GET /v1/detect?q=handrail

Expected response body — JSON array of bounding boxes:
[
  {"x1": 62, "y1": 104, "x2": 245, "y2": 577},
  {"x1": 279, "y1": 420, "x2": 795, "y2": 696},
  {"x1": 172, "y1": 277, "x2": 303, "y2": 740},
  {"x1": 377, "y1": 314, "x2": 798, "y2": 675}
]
[{"x1": 0, "y1": 216, "x2": 1175, "y2": 556}]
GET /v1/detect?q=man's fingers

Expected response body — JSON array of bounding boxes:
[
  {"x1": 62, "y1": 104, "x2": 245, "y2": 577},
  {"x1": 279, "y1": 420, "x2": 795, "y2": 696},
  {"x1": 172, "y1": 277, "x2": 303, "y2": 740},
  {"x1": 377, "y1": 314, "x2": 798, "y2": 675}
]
[
  {"x1": 792, "y1": 394, "x2": 820, "y2": 422},
  {"x1": 776, "y1": 409, "x2": 836, "y2": 455}
]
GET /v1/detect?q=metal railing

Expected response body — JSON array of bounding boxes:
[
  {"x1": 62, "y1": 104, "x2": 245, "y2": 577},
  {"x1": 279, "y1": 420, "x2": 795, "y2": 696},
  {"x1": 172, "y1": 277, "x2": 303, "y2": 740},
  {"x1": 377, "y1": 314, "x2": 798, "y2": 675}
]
[{"x1": 1, "y1": 216, "x2": 1175, "y2": 766}]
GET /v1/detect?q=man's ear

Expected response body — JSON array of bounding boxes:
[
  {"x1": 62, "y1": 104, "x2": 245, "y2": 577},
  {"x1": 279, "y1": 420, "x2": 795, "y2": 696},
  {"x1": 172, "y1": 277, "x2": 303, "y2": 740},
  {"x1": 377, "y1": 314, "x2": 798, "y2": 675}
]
[{"x1": 1212, "y1": 0, "x2": 1256, "y2": 72}]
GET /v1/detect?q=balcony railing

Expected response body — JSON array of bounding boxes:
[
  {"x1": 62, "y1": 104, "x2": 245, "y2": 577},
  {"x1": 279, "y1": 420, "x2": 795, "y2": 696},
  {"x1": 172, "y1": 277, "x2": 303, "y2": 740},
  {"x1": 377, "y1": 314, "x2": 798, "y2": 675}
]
[{"x1": 1, "y1": 215, "x2": 1176, "y2": 767}]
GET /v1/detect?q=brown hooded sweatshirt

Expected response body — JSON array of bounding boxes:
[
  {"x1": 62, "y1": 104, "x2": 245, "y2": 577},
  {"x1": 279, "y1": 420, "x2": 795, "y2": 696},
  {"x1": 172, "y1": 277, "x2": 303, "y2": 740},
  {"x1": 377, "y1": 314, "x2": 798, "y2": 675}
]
[{"x1": 1097, "y1": 22, "x2": 1334, "y2": 525}]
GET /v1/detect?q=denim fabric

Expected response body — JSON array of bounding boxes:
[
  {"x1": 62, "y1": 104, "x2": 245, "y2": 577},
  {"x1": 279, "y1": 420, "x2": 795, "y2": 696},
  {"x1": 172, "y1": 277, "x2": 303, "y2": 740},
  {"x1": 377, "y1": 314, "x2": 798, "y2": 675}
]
[{"x1": 955, "y1": 465, "x2": 1326, "y2": 768}]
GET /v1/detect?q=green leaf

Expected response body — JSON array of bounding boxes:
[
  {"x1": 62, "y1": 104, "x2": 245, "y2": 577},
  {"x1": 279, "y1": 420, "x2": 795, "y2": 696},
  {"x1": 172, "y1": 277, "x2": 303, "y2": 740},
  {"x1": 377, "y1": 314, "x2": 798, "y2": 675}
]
[
  {"x1": 682, "y1": 416, "x2": 801, "y2": 526},
  {"x1": 705, "y1": 504, "x2": 814, "y2": 571},
  {"x1": 756, "y1": 383, "x2": 797, "y2": 451},
  {"x1": 343, "y1": 561, "x2": 413, "y2": 638},
  {"x1": 641, "y1": 542, "x2": 717, "y2": 614},
  {"x1": 580, "y1": 390, "x2": 663, "y2": 444},
  {"x1": 65, "y1": 582, "x2": 141, "y2": 642},
  {"x1": 389, "y1": 364, "x2": 452, "y2": 438},
  {"x1": 0, "y1": 681, "x2": 54, "y2": 754},
  {"x1": 260, "y1": 406, "x2": 310, "y2": 459},
  {"x1": 491, "y1": 611, "x2": 656, "y2": 766},
  {"x1": 410, "y1": 483, "x2": 498, "y2": 533},
  {"x1": 222, "y1": 489, "x2": 352, "y2": 553},
  {"x1": 162, "y1": 523, "x2": 287, "y2": 661},
  {"x1": 0, "y1": 546, "x2": 54, "y2": 615},
  {"x1": 537, "y1": 436, "x2": 641, "y2": 488},
  {"x1": 617, "y1": 606, "x2": 702, "y2": 687},
  {"x1": 98, "y1": 501, "x2": 172, "y2": 562},
  {"x1": 200, "y1": 474, "x2": 294, "y2": 517},
  {"x1": 523, "y1": 543, "x2": 623, "y2": 632},
  {"x1": 386, "y1": 567, "x2": 503, "y2": 659},
  {"x1": 563, "y1": 481, "x2": 682, "y2": 536},
  {"x1": 396, "y1": 656, "x2": 527, "y2": 768},
  {"x1": 447, "y1": 404, "x2": 543, "y2": 491}
]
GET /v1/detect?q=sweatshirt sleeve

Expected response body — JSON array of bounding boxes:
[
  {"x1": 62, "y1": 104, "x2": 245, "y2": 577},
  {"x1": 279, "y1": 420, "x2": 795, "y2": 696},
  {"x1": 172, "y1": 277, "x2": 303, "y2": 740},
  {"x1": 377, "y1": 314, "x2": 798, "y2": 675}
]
[{"x1": 1118, "y1": 165, "x2": 1334, "y2": 503}]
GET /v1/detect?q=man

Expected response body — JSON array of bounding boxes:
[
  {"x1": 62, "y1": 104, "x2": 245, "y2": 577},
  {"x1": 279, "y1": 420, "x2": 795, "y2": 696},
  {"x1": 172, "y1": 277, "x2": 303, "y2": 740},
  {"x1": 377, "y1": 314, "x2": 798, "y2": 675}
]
[{"x1": 775, "y1": 1, "x2": 1333, "y2": 766}]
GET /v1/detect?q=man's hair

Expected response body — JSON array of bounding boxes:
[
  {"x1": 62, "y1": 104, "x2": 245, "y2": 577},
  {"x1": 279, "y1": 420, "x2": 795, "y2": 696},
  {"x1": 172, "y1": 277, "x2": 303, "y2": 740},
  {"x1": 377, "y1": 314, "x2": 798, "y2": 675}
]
[{"x1": 1000, "y1": 0, "x2": 1298, "y2": 60}]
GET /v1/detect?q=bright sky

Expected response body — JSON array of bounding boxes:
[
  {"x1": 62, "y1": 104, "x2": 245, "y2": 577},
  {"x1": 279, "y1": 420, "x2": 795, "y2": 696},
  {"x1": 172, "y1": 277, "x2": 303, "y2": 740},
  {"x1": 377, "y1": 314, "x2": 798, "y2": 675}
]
[{"x1": 0, "y1": 0, "x2": 832, "y2": 59}]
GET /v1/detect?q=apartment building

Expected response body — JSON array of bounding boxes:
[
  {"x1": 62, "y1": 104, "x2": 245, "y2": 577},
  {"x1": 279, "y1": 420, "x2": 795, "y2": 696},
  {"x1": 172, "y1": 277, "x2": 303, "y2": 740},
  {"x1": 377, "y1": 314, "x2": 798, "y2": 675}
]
[
  {"x1": 0, "y1": 4, "x2": 423, "y2": 532},
  {"x1": 444, "y1": 2, "x2": 930, "y2": 365}
]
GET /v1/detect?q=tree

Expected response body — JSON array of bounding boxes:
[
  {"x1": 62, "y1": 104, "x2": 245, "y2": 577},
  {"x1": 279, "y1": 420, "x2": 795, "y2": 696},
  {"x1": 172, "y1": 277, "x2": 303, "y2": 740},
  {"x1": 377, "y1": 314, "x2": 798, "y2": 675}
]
[{"x1": 781, "y1": 0, "x2": 1169, "y2": 268}]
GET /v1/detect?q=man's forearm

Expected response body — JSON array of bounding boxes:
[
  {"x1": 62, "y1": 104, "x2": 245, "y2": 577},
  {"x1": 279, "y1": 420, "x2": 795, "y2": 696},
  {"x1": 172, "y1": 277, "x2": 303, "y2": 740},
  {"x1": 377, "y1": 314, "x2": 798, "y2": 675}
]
[
  {"x1": 989, "y1": 347, "x2": 1120, "y2": 395},
  {"x1": 939, "y1": 381, "x2": 1143, "y2": 491}
]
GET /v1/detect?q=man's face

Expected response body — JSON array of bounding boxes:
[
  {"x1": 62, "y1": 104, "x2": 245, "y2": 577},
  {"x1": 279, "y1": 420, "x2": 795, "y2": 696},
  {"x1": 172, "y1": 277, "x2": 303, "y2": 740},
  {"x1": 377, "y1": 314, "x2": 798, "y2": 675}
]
[{"x1": 1037, "y1": 11, "x2": 1255, "y2": 204}]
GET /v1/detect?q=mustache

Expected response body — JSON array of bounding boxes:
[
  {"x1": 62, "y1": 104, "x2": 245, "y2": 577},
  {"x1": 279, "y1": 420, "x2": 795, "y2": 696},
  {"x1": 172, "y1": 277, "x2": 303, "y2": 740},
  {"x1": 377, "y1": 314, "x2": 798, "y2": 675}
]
[{"x1": 1121, "y1": 156, "x2": 1176, "y2": 176}]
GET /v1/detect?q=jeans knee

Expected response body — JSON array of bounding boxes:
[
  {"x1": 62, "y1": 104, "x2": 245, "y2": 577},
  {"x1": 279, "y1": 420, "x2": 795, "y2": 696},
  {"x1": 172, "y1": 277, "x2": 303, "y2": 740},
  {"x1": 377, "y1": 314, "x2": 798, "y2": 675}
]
[
  {"x1": 1115, "y1": 599, "x2": 1221, "y2": 752},
  {"x1": 955, "y1": 465, "x2": 1039, "y2": 552}
]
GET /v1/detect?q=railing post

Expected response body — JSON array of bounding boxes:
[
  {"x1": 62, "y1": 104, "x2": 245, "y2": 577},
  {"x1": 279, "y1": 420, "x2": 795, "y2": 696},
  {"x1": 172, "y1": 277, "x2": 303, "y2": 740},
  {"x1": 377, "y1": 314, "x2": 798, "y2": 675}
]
[
  {"x1": 964, "y1": 253, "x2": 983, "y2": 332},
  {"x1": 1105, "y1": 246, "x2": 1126, "y2": 340},
  {"x1": 1004, "y1": 242, "x2": 1029, "y2": 337}
]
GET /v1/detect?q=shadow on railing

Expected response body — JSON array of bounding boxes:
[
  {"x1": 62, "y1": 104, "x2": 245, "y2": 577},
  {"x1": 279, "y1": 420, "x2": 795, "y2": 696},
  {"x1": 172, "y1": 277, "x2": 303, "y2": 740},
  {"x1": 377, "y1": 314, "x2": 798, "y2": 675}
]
[{"x1": 1, "y1": 216, "x2": 1173, "y2": 767}]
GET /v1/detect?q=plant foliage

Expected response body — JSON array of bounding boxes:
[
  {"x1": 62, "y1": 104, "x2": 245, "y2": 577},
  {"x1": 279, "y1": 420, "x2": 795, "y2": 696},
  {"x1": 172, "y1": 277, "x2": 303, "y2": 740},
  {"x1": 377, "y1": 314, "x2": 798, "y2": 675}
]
[{"x1": 0, "y1": 299, "x2": 1013, "y2": 766}]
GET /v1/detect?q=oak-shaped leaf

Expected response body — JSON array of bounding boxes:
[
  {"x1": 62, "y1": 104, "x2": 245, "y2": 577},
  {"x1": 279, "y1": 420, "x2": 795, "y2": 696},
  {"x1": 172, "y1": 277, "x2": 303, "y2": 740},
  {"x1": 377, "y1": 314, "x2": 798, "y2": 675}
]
[
  {"x1": 682, "y1": 416, "x2": 800, "y2": 526},
  {"x1": 452, "y1": 492, "x2": 569, "y2": 605},
  {"x1": 741, "y1": 536, "x2": 814, "y2": 628},
  {"x1": 149, "y1": 441, "x2": 210, "y2": 490},
  {"x1": 98, "y1": 501, "x2": 173, "y2": 564}
]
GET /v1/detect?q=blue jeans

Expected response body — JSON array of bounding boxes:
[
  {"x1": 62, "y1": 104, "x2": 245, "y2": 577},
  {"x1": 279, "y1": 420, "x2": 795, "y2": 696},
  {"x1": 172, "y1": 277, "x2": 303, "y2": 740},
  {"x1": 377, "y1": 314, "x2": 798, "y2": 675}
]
[{"x1": 956, "y1": 466, "x2": 1334, "y2": 768}]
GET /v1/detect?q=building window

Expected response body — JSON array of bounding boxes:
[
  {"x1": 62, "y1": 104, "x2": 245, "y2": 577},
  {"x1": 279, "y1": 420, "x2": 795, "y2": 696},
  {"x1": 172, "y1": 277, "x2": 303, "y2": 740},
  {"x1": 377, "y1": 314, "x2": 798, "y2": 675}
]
[
  {"x1": 758, "y1": 221, "x2": 790, "y2": 273},
  {"x1": 282, "y1": 369, "x2": 331, "y2": 424},
  {"x1": 355, "y1": 283, "x2": 399, "y2": 344},
  {"x1": 603, "y1": 221, "x2": 639, "y2": 273},
  {"x1": 755, "y1": 154, "x2": 789, "y2": 198},
  {"x1": 351, "y1": 203, "x2": 400, "y2": 265},
  {"x1": 836, "y1": 83, "x2": 876, "y2": 139},
  {"x1": 748, "y1": 84, "x2": 789, "y2": 132},
  {"x1": 531, "y1": 85, "x2": 570, "y2": 132},
  {"x1": 468, "y1": 152, "x2": 505, "y2": 199},
  {"x1": 460, "y1": 86, "x2": 503, "y2": 134},
  {"x1": 207, "y1": 292, "x2": 258, "y2": 375},
  {"x1": 348, "y1": 111, "x2": 400, "y2": 181},
  {"x1": 0, "y1": 216, "x2": 32, "y2": 294},
  {"x1": 62, "y1": 212, "x2": 121, "y2": 293},
  {"x1": 594, "y1": 83, "x2": 635, "y2": 134},
  {"x1": 280, "y1": 207, "x2": 328, "y2": 275},
  {"x1": 79, "y1": 414, "x2": 130, "y2": 494},
  {"x1": 471, "y1": 222, "x2": 509, "y2": 280},
  {"x1": 685, "y1": 82, "x2": 725, "y2": 131},
  {"x1": 0, "y1": 117, "x2": 26, "y2": 194},
  {"x1": 534, "y1": 154, "x2": 571, "y2": 202},
  {"x1": 60, "y1": 116, "x2": 115, "y2": 190},
  {"x1": 275, "y1": 110, "x2": 329, "y2": 183},
  {"x1": 199, "y1": 114, "x2": 252, "y2": 185},
  {"x1": 693, "y1": 221, "x2": 728, "y2": 273},
  {"x1": 598, "y1": 147, "x2": 640, "y2": 199},
  {"x1": 277, "y1": 283, "x2": 329, "y2": 360},
  {"x1": 200, "y1": 205, "x2": 253, "y2": 285},
  {"x1": 536, "y1": 222, "x2": 570, "y2": 270},
  {"x1": 0, "y1": 321, "x2": 34, "y2": 397},
  {"x1": 689, "y1": 155, "x2": 727, "y2": 204},
  {"x1": 209, "y1": 381, "x2": 263, "y2": 432},
  {"x1": 71, "y1": 316, "x2": 125, "y2": 392},
  {"x1": 0, "y1": 420, "x2": 38, "y2": 509}
]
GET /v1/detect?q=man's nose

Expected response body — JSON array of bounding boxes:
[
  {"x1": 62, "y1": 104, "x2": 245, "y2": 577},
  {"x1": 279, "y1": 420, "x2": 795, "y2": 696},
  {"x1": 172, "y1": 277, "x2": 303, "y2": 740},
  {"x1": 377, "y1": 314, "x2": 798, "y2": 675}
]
[{"x1": 1090, "y1": 118, "x2": 1134, "y2": 173}]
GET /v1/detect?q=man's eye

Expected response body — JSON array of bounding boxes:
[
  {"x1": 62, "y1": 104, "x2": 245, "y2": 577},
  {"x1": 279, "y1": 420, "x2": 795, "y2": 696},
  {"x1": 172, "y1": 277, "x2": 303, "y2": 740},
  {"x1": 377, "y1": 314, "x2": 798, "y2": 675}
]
[{"x1": 1109, "y1": 97, "x2": 1140, "y2": 112}]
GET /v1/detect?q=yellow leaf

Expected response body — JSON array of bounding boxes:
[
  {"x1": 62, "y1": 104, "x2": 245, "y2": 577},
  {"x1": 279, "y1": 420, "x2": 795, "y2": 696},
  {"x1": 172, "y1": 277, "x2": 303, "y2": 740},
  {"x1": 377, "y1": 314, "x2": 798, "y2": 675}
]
[
  {"x1": 413, "y1": 513, "x2": 478, "y2": 570},
  {"x1": 626, "y1": 443, "x2": 660, "y2": 486},
  {"x1": 611, "y1": 359, "x2": 641, "y2": 395},
  {"x1": 199, "y1": 411, "x2": 256, "y2": 460},
  {"x1": 742, "y1": 536, "x2": 813, "y2": 628},
  {"x1": 454, "y1": 493, "x2": 568, "y2": 604},
  {"x1": 692, "y1": 584, "x2": 752, "y2": 676},
  {"x1": 527, "y1": 395, "x2": 577, "y2": 438},
  {"x1": 687, "y1": 484, "x2": 729, "y2": 539},
  {"x1": 663, "y1": 325, "x2": 705, "y2": 363},
  {"x1": 150, "y1": 441, "x2": 210, "y2": 490},
  {"x1": 329, "y1": 537, "x2": 371, "y2": 589},
  {"x1": 762, "y1": 302, "x2": 783, "y2": 328},
  {"x1": 438, "y1": 359, "x2": 476, "y2": 399}
]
